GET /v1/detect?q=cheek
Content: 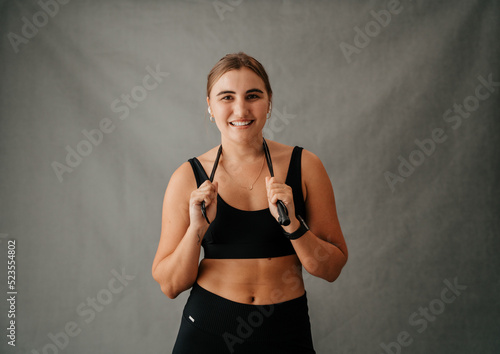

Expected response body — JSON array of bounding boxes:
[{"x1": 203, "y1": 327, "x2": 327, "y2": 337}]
[
  {"x1": 213, "y1": 104, "x2": 230, "y2": 116},
  {"x1": 254, "y1": 101, "x2": 270, "y2": 114}
]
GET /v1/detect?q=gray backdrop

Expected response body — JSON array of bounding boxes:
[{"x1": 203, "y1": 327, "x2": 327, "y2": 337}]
[{"x1": 1, "y1": 0, "x2": 499, "y2": 353}]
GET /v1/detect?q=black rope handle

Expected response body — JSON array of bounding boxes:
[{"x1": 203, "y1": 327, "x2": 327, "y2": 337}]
[
  {"x1": 263, "y1": 138, "x2": 290, "y2": 226},
  {"x1": 201, "y1": 145, "x2": 222, "y2": 224}
]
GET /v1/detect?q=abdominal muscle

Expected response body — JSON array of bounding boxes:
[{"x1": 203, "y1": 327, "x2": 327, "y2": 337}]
[{"x1": 196, "y1": 254, "x2": 305, "y2": 305}]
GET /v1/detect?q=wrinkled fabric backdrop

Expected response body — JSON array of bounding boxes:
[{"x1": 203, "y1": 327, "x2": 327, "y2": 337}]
[{"x1": 0, "y1": 0, "x2": 499, "y2": 353}]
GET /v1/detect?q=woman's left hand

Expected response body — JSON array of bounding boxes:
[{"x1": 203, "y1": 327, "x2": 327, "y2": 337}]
[{"x1": 265, "y1": 176, "x2": 297, "y2": 228}]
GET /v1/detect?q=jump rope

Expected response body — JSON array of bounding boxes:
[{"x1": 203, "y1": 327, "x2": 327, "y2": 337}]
[{"x1": 201, "y1": 138, "x2": 291, "y2": 226}]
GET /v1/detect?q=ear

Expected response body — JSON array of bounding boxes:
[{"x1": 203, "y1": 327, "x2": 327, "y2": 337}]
[{"x1": 206, "y1": 96, "x2": 210, "y2": 107}]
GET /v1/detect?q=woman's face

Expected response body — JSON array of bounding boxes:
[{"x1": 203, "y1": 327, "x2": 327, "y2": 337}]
[{"x1": 207, "y1": 67, "x2": 270, "y2": 144}]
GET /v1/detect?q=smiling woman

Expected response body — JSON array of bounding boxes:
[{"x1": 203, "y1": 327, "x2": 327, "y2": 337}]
[
  {"x1": 152, "y1": 52, "x2": 348, "y2": 353},
  {"x1": 208, "y1": 63, "x2": 271, "y2": 145}
]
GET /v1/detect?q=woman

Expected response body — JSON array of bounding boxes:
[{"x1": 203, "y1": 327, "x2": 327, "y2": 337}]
[{"x1": 152, "y1": 52, "x2": 348, "y2": 353}]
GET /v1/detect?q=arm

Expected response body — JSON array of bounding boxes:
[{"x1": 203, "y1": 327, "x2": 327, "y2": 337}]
[
  {"x1": 266, "y1": 149, "x2": 348, "y2": 282},
  {"x1": 151, "y1": 162, "x2": 218, "y2": 299}
]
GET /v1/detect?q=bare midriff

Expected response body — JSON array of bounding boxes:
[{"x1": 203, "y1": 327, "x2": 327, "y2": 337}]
[{"x1": 196, "y1": 254, "x2": 305, "y2": 305}]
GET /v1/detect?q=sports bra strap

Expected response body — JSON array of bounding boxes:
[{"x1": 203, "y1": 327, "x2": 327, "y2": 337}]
[
  {"x1": 286, "y1": 146, "x2": 303, "y2": 186},
  {"x1": 286, "y1": 146, "x2": 306, "y2": 218},
  {"x1": 188, "y1": 158, "x2": 209, "y2": 187}
]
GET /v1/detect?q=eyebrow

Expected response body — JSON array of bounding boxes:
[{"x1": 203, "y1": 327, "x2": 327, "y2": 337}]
[{"x1": 216, "y1": 88, "x2": 264, "y2": 96}]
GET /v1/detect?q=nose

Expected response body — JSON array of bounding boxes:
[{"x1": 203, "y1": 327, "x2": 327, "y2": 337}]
[{"x1": 233, "y1": 97, "x2": 249, "y2": 118}]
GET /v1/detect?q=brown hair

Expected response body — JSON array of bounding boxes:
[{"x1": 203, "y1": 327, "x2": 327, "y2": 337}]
[{"x1": 206, "y1": 52, "x2": 272, "y2": 102}]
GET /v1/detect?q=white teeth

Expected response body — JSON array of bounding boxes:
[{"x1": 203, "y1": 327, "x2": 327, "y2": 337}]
[{"x1": 230, "y1": 121, "x2": 252, "y2": 126}]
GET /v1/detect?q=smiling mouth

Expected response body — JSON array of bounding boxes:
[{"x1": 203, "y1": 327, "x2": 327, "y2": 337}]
[{"x1": 229, "y1": 120, "x2": 253, "y2": 127}]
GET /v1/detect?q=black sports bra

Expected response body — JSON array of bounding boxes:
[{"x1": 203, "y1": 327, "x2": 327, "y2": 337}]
[{"x1": 188, "y1": 146, "x2": 306, "y2": 259}]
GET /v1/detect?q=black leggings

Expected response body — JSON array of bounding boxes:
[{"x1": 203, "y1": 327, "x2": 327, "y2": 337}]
[{"x1": 172, "y1": 282, "x2": 316, "y2": 354}]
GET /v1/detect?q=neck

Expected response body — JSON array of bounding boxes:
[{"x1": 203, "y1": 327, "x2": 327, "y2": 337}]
[{"x1": 220, "y1": 135, "x2": 265, "y2": 163}]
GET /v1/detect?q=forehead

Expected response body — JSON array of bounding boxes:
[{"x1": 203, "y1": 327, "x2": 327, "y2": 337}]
[{"x1": 212, "y1": 67, "x2": 266, "y2": 92}]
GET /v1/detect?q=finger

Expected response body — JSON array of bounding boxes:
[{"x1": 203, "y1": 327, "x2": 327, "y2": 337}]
[
  {"x1": 270, "y1": 194, "x2": 284, "y2": 205},
  {"x1": 191, "y1": 186, "x2": 215, "y2": 205},
  {"x1": 270, "y1": 192, "x2": 293, "y2": 205},
  {"x1": 199, "y1": 180, "x2": 216, "y2": 191},
  {"x1": 269, "y1": 183, "x2": 290, "y2": 190},
  {"x1": 205, "y1": 184, "x2": 219, "y2": 206},
  {"x1": 191, "y1": 192, "x2": 208, "y2": 207},
  {"x1": 268, "y1": 184, "x2": 282, "y2": 197},
  {"x1": 267, "y1": 181, "x2": 287, "y2": 196},
  {"x1": 268, "y1": 176, "x2": 282, "y2": 188},
  {"x1": 269, "y1": 176, "x2": 280, "y2": 184},
  {"x1": 204, "y1": 197, "x2": 213, "y2": 207},
  {"x1": 268, "y1": 186, "x2": 291, "y2": 197},
  {"x1": 199, "y1": 180, "x2": 210, "y2": 188},
  {"x1": 267, "y1": 179, "x2": 287, "y2": 188},
  {"x1": 206, "y1": 182, "x2": 218, "y2": 202},
  {"x1": 198, "y1": 186, "x2": 216, "y2": 200}
]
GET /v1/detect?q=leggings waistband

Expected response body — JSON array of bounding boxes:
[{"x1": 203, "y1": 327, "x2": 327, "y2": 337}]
[{"x1": 182, "y1": 282, "x2": 311, "y2": 339}]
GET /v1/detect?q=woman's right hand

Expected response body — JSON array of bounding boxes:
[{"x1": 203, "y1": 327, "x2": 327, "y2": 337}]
[{"x1": 189, "y1": 180, "x2": 218, "y2": 233}]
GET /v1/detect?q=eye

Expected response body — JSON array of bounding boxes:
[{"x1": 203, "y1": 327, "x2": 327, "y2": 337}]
[
  {"x1": 221, "y1": 95, "x2": 233, "y2": 101},
  {"x1": 247, "y1": 94, "x2": 260, "y2": 99}
]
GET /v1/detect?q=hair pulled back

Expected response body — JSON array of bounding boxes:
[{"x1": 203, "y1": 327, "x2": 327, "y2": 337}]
[{"x1": 206, "y1": 52, "x2": 272, "y2": 103}]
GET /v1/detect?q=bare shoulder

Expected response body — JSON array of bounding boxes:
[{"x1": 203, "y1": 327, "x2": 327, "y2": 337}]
[
  {"x1": 266, "y1": 140, "x2": 322, "y2": 166},
  {"x1": 266, "y1": 140, "x2": 326, "y2": 175},
  {"x1": 266, "y1": 139, "x2": 295, "y2": 160},
  {"x1": 301, "y1": 148, "x2": 325, "y2": 174},
  {"x1": 171, "y1": 160, "x2": 194, "y2": 180},
  {"x1": 164, "y1": 161, "x2": 197, "y2": 204},
  {"x1": 299, "y1": 148, "x2": 332, "y2": 202}
]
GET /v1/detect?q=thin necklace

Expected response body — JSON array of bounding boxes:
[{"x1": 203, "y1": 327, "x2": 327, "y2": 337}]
[{"x1": 221, "y1": 153, "x2": 266, "y2": 190}]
